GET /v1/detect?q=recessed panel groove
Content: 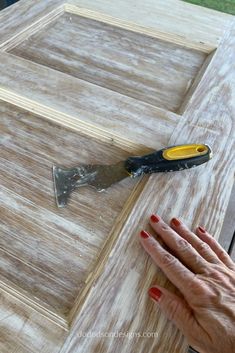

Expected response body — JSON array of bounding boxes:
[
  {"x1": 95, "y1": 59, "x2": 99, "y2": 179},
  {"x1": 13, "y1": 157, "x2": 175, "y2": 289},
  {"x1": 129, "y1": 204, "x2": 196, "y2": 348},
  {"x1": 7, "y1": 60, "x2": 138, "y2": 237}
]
[{"x1": 9, "y1": 12, "x2": 207, "y2": 112}]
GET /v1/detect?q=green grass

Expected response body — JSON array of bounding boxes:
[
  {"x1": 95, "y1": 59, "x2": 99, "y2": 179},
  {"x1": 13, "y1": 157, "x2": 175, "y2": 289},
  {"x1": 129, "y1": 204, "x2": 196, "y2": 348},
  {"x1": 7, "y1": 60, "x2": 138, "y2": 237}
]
[{"x1": 184, "y1": 0, "x2": 235, "y2": 15}]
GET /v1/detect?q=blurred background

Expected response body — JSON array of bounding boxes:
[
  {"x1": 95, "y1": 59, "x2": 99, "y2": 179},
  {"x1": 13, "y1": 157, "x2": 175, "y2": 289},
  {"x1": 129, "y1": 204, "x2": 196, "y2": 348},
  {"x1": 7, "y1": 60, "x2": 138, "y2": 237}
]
[{"x1": 0, "y1": 0, "x2": 19, "y2": 10}]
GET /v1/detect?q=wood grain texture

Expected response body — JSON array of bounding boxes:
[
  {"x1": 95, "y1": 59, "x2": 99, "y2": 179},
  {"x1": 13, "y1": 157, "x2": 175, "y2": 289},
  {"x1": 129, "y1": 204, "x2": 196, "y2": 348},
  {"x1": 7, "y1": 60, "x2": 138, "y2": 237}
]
[
  {"x1": 181, "y1": 25, "x2": 235, "y2": 138},
  {"x1": 0, "y1": 52, "x2": 178, "y2": 151},
  {"x1": 0, "y1": 0, "x2": 63, "y2": 49},
  {"x1": 66, "y1": 0, "x2": 233, "y2": 50},
  {"x1": 1, "y1": 4, "x2": 64, "y2": 52},
  {"x1": 0, "y1": 1, "x2": 234, "y2": 353},
  {"x1": 59, "y1": 19, "x2": 235, "y2": 353},
  {"x1": 9, "y1": 12, "x2": 206, "y2": 112},
  {"x1": 0, "y1": 100, "x2": 141, "y2": 322},
  {"x1": 0, "y1": 289, "x2": 67, "y2": 353},
  {"x1": 59, "y1": 126, "x2": 235, "y2": 353},
  {"x1": 1, "y1": 0, "x2": 232, "y2": 51}
]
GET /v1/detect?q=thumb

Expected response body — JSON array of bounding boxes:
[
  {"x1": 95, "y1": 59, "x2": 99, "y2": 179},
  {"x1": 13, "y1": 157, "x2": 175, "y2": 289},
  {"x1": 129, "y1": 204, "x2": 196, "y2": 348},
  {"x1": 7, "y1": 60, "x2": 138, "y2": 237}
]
[{"x1": 148, "y1": 285, "x2": 194, "y2": 335}]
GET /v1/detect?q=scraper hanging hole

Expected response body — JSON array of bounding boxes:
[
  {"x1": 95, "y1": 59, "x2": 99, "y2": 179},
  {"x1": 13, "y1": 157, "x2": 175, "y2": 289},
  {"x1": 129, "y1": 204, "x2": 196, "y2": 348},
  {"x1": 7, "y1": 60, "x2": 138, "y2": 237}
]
[{"x1": 197, "y1": 147, "x2": 206, "y2": 153}]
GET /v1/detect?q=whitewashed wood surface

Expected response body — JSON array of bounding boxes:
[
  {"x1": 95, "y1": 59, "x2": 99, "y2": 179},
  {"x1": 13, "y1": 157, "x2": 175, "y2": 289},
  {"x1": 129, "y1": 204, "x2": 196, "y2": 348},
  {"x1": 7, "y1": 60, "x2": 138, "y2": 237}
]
[
  {"x1": 0, "y1": 1, "x2": 234, "y2": 353},
  {"x1": 9, "y1": 12, "x2": 206, "y2": 112},
  {"x1": 0, "y1": 100, "x2": 140, "y2": 324}
]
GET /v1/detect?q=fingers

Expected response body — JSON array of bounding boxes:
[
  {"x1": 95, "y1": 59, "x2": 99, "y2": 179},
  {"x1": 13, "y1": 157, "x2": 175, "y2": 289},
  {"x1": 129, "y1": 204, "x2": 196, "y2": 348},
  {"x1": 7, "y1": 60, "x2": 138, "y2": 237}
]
[
  {"x1": 148, "y1": 285, "x2": 196, "y2": 336},
  {"x1": 149, "y1": 215, "x2": 207, "y2": 273},
  {"x1": 139, "y1": 230, "x2": 199, "y2": 295},
  {"x1": 170, "y1": 219, "x2": 222, "y2": 265},
  {"x1": 195, "y1": 227, "x2": 235, "y2": 270}
]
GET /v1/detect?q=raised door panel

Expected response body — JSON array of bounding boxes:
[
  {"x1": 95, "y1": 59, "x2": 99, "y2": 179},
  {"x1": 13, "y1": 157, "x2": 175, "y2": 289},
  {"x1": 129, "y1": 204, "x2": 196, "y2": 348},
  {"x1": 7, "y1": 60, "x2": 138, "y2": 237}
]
[{"x1": 8, "y1": 12, "x2": 206, "y2": 112}]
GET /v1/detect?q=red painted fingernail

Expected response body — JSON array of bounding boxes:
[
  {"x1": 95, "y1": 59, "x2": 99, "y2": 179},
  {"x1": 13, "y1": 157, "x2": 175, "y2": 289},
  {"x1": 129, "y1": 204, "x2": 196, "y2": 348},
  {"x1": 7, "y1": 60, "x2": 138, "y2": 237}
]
[
  {"x1": 172, "y1": 218, "x2": 181, "y2": 227},
  {"x1": 198, "y1": 226, "x2": 206, "y2": 233},
  {"x1": 148, "y1": 287, "x2": 162, "y2": 301},
  {"x1": 140, "y1": 230, "x2": 150, "y2": 239},
  {"x1": 150, "y1": 214, "x2": 160, "y2": 223}
]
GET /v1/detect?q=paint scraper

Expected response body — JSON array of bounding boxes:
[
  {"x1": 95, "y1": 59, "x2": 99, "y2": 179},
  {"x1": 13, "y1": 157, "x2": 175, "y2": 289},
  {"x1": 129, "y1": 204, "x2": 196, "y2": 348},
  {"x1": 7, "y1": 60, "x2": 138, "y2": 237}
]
[{"x1": 53, "y1": 143, "x2": 212, "y2": 208}]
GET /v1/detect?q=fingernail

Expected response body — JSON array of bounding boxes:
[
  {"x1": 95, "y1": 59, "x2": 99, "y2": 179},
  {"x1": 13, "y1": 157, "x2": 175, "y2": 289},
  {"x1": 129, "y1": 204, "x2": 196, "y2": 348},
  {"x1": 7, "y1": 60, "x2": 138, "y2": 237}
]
[
  {"x1": 150, "y1": 214, "x2": 160, "y2": 223},
  {"x1": 140, "y1": 230, "x2": 150, "y2": 239},
  {"x1": 148, "y1": 287, "x2": 162, "y2": 301},
  {"x1": 172, "y1": 218, "x2": 181, "y2": 227},
  {"x1": 198, "y1": 226, "x2": 206, "y2": 233}
]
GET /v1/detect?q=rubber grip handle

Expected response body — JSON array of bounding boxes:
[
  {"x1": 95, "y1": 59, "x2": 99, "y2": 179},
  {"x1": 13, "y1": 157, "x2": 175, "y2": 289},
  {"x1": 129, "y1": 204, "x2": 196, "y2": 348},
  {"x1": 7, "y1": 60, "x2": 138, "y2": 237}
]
[{"x1": 124, "y1": 144, "x2": 212, "y2": 177}]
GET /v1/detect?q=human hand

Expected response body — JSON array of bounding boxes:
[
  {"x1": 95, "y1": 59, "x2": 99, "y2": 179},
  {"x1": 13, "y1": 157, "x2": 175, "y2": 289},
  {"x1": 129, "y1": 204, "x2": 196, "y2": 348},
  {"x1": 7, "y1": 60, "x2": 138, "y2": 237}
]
[{"x1": 139, "y1": 215, "x2": 235, "y2": 353}]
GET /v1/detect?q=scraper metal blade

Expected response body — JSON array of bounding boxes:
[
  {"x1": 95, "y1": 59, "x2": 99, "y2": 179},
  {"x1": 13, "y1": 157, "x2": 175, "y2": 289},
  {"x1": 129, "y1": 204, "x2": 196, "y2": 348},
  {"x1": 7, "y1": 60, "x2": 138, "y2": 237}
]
[{"x1": 53, "y1": 161, "x2": 129, "y2": 207}]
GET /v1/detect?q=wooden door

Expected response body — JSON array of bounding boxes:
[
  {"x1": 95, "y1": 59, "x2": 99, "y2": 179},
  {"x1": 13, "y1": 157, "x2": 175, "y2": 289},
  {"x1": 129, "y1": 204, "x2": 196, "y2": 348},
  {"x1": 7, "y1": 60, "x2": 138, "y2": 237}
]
[{"x1": 0, "y1": 1, "x2": 234, "y2": 352}]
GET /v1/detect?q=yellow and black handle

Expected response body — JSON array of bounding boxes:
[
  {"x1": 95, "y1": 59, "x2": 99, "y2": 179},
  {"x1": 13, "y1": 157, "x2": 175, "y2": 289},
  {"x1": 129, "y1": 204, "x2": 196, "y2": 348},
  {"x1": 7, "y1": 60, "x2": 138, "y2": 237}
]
[{"x1": 124, "y1": 144, "x2": 212, "y2": 177}]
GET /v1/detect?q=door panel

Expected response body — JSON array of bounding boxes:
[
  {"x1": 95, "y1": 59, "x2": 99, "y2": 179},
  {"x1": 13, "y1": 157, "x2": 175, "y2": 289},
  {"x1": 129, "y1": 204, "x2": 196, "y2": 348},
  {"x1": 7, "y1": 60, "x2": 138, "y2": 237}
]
[
  {"x1": 0, "y1": 100, "x2": 141, "y2": 325},
  {"x1": 60, "y1": 125, "x2": 235, "y2": 353},
  {"x1": 9, "y1": 12, "x2": 206, "y2": 112},
  {"x1": 0, "y1": 0, "x2": 232, "y2": 51},
  {"x1": 0, "y1": 1, "x2": 234, "y2": 353},
  {"x1": 0, "y1": 290, "x2": 66, "y2": 353},
  {"x1": 0, "y1": 52, "x2": 178, "y2": 151}
]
